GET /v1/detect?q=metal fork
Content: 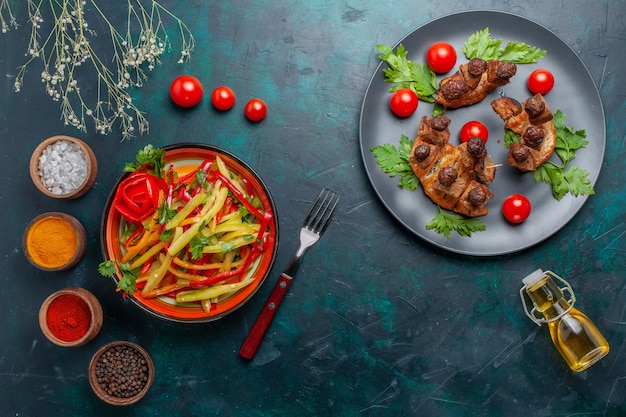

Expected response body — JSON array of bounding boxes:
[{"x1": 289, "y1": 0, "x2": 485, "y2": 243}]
[{"x1": 239, "y1": 188, "x2": 340, "y2": 360}]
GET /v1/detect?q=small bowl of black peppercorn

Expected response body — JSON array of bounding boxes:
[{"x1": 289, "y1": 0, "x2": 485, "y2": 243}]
[{"x1": 88, "y1": 341, "x2": 154, "y2": 406}]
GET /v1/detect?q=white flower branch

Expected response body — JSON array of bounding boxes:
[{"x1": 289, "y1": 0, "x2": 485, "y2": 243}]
[{"x1": 1, "y1": 0, "x2": 195, "y2": 140}]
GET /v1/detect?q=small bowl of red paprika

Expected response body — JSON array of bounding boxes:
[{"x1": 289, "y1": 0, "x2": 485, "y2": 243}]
[{"x1": 38, "y1": 287, "x2": 103, "y2": 347}]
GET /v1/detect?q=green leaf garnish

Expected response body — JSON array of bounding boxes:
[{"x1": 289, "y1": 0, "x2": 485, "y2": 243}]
[
  {"x1": 221, "y1": 242, "x2": 236, "y2": 253},
  {"x1": 370, "y1": 134, "x2": 419, "y2": 191},
  {"x1": 124, "y1": 144, "x2": 166, "y2": 178},
  {"x1": 426, "y1": 206, "x2": 486, "y2": 238},
  {"x1": 157, "y1": 201, "x2": 178, "y2": 225},
  {"x1": 159, "y1": 229, "x2": 174, "y2": 242},
  {"x1": 376, "y1": 44, "x2": 437, "y2": 102},
  {"x1": 189, "y1": 221, "x2": 211, "y2": 260},
  {"x1": 98, "y1": 260, "x2": 117, "y2": 278},
  {"x1": 463, "y1": 28, "x2": 546, "y2": 63},
  {"x1": 503, "y1": 109, "x2": 593, "y2": 200},
  {"x1": 98, "y1": 260, "x2": 138, "y2": 296},
  {"x1": 503, "y1": 129, "x2": 520, "y2": 148},
  {"x1": 531, "y1": 110, "x2": 593, "y2": 200}
]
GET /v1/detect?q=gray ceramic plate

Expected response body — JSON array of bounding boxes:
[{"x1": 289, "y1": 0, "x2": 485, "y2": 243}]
[{"x1": 359, "y1": 10, "x2": 605, "y2": 256}]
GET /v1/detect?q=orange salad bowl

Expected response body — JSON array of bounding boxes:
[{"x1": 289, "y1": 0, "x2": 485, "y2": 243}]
[{"x1": 101, "y1": 143, "x2": 278, "y2": 322}]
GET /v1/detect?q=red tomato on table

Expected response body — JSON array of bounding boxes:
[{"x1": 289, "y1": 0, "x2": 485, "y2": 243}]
[
  {"x1": 244, "y1": 98, "x2": 267, "y2": 122},
  {"x1": 211, "y1": 86, "x2": 236, "y2": 111},
  {"x1": 170, "y1": 75, "x2": 204, "y2": 108}
]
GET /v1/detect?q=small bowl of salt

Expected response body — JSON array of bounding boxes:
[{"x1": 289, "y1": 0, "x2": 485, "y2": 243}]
[{"x1": 30, "y1": 135, "x2": 98, "y2": 199}]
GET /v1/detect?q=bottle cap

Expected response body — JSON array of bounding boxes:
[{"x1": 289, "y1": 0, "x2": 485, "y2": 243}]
[{"x1": 522, "y1": 269, "x2": 545, "y2": 286}]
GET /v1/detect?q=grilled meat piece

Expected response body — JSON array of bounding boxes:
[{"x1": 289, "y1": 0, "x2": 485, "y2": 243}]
[
  {"x1": 435, "y1": 59, "x2": 517, "y2": 109},
  {"x1": 492, "y1": 93, "x2": 556, "y2": 172},
  {"x1": 409, "y1": 116, "x2": 497, "y2": 218}
]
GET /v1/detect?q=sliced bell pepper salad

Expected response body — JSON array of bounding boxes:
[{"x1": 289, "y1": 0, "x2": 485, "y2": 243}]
[{"x1": 101, "y1": 146, "x2": 274, "y2": 314}]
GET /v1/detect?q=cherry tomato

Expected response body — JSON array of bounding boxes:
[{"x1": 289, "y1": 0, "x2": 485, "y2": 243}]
[
  {"x1": 527, "y1": 69, "x2": 555, "y2": 95},
  {"x1": 211, "y1": 86, "x2": 236, "y2": 111},
  {"x1": 502, "y1": 194, "x2": 532, "y2": 223},
  {"x1": 459, "y1": 120, "x2": 489, "y2": 143},
  {"x1": 389, "y1": 88, "x2": 419, "y2": 118},
  {"x1": 170, "y1": 75, "x2": 203, "y2": 108},
  {"x1": 244, "y1": 98, "x2": 267, "y2": 122},
  {"x1": 426, "y1": 42, "x2": 457, "y2": 74}
]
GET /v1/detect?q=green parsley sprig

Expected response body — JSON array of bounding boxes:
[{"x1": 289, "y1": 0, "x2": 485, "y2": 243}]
[
  {"x1": 98, "y1": 260, "x2": 138, "y2": 297},
  {"x1": 123, "y1": 144, "x2": 166, "y2": 178},
  {"x1": 376, "y1": 44, "x2": 438, "y2": 102},
  {"x1": 370, "y1": 134, "x2": 419, "y2": 191},
  {"x1": 426, "y1": 206, "x2": 487, "y2": 238},
  {"x1": 370, "y1": 136, "x2": 486, "y2": 238},
  {"x1": 463, "y1": 28, "x2": 546, "y2": 63},
  {"x1": 504, "y1": 109, "x2": 594, "y2": 200}
]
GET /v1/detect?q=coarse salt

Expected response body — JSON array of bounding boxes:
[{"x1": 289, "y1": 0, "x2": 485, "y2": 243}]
[{"x1": 38, "y1": 140, "x2": 88, "y2": 194}]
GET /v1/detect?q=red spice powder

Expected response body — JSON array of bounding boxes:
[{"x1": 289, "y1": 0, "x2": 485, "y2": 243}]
[{"x1": 45, "y1": 294, "x2": 91, "y2": 342}]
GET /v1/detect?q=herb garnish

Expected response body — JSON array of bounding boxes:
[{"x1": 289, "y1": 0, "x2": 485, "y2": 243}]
[
  {"x1": 463, "y1": 28, "x2": 547, "y2": 63},
  {"x1": 376, "y1": 44, "x2": 438, "y2": 102},
  {"x1": 98, "y1": 260, "x2": 138, "y2": 297},
  {"x1": 426, "y1": 206, "x2": 487, "y2": 238},
  {"x1": 370, "y1": 136, "x2": 486, "y2": 238},
  {"x1": 370, "y1": 134, "x2": 419, "y2": 191},
  {"x1": 189, "y1": 220, "x2": 211, "y2": 260},
  {"x1": 124, "y1": 145, "x2": 166, "y2": 178},
  {"x1": 504, "y1": 109, "x2": 594, "y2": 200}
]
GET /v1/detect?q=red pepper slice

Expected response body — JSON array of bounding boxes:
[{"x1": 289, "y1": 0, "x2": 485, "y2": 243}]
[
  {"x1": 215, "y1": 195, "x2": 234, "y2": 224},
  {"x1": 207, "y1": 171, "x2": 274, "y2": 250},
  {"x1": 124, "y1": 227, "x2": 144, "y2": 248},
  {"x1": 210, "y1": 172, "x2": 264, "y2": 219},
  {"x1": 242, "y1": 177, "x2": 255, "y2": 200},
  {"x1": 188, "y1": 247, "x2": 263, "y2": 288},
  {"x1": 140, "y1": 256, "x2": 154, "y2": 275}
]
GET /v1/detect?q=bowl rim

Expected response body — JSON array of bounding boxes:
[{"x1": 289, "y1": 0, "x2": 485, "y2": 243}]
[
  {"x1": 23, "y1": 212, "x2": 87, "y2": 271},
  {"x1": 29, "y1": 134, "x2": 98, "y2": 199},
  {"x1": 38, "y1": 287, "x2": 103, "y2": 347},
  {"x1": 88, "y1": 340, "x2": 155, "y2": 406},
  {"x1": 100, "y1": 143, "x2": 279, "y2": 323}
]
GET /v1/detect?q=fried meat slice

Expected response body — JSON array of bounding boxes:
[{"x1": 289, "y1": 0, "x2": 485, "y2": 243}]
[
  {"x1": 435, "y1": 59, "x2": 517, "y2": 109},
  {"x1": 492, "y1": 94, "x2": 557, "y2": 172},
  {"x1": 409, "y1": 116, "x2": 497, "y2": 217}
]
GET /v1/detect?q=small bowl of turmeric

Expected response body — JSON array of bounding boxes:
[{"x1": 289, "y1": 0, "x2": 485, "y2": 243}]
[{"x1": 23, "y1": 212, "x2": 87, "y2": 271}]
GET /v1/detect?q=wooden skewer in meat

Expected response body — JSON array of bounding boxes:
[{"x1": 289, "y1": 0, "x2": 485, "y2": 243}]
[
  {"x1": 409, "y1": 115, "x2": 497, "y2": 218},
  {"x1": 435, "y1": 58, "x2": 517, "y2": 109},
  {"x1": 491, "y1": 94, "x2": 556, "y2": 172}
]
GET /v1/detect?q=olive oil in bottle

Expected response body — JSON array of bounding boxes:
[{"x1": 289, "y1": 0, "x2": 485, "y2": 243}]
[{"x1": 520, "y1": 269, "x2": 610, "y2": 372}]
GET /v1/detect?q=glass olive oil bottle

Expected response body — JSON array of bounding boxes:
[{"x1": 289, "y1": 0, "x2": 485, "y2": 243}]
[{"x1": 520, "y1": 269, "x2": 610, "y2": 372}]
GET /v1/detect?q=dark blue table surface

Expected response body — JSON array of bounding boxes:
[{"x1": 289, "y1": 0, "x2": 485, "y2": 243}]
[{"x1": 1, "y1": 1, "x2": 624, "y2": 416}]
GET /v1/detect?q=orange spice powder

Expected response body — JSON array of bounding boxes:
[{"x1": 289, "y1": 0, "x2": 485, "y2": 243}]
[{"x1": 26, "y1": 217, "x2": 78, "y2": 268}]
